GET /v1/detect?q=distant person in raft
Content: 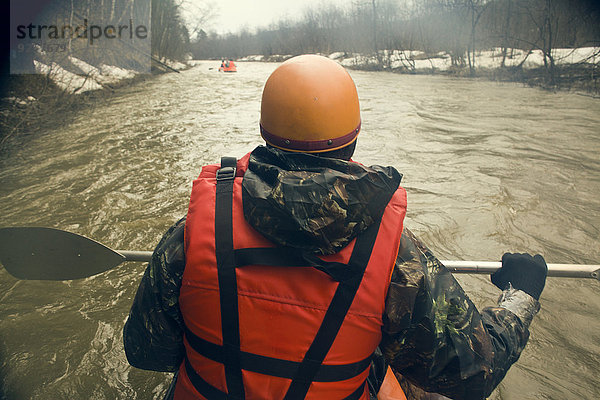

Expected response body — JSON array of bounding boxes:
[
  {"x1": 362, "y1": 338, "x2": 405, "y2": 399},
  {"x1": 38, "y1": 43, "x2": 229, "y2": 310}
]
[
  {"x1": 123, "y1": 54, "x2": 548, "y2": 400},
  {"x1": 219, "y1": 59, "x2": 236, "y2": 72}
]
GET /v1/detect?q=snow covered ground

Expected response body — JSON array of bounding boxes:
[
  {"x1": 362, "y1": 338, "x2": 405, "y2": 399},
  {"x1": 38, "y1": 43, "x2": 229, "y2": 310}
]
[
  {"x1": 24, "y1": 44, "x2": 140, "y2": 94},
  {"x1": 238, "y1": 47, "x2": 598, "y2": 72},
  {"x1": 34, "y1": 56, "x2": 190, "y2": 95},
  {"x1": 2, "y1": 54, "x2": 192, "y2": 108},
  {"x1": 335, "y1": 47, "x2": 599, "y2": 71},
  {"x1": 33, "y1": 60, "x2": 105, "y2": 93},
  {"x1": 20, "y1": 44, "x2": 190, "y2": 96}
]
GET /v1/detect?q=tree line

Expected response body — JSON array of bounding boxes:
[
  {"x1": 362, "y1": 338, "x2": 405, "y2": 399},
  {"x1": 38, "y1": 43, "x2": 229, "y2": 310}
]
[
  {"x1": 192, "y1": 0, "x2": 600, "y2": 81},
  {"x1": 60, "y1": 0, "x2": 191, "y2": 65}
]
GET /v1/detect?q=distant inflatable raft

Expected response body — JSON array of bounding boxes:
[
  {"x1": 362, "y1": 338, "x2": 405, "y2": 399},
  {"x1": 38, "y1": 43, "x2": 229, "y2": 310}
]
[{"x1": 219, "y1": 61, "x2": 237, "y2": 72}]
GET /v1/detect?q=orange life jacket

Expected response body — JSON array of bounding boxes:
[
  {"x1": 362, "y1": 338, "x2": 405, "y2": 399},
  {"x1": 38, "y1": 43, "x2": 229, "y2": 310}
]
[{"x1": 175, "y1": 154, "x2": 407, "y2": 399}]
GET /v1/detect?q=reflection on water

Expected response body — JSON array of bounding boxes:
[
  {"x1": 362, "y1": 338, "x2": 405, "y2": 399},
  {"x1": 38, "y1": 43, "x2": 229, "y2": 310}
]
[{"x1": 1, "y1": 61, "x2": 599, "y2": 399}]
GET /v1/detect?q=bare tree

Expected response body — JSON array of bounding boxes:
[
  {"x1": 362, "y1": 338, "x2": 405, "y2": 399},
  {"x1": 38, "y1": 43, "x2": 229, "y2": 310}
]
[
  {"x1": 190, "y1": 0, "x2": 599, "y2": 92},
  {"x1": 465, "y1": 0, "x2": 490, "y2": 75}
]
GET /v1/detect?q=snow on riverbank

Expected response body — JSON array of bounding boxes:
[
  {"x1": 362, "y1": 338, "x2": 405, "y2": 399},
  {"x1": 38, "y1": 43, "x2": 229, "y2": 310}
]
[
  {"x1": 241, "y1": 47, "x2": 599, "y2": 72},
  {"x1": 69, "y1": 57, "x2": 137, "y2": 85},
  {"x1": 19, "y1": 44, "x2": 191, "y2": 97},
  {"x1": 37, "y1": 57, "x2": 190, "y2": 95},
  {"x1": 30, "y1": 57, "x2": 138, "y2": 94},
  {"x1": 3, "y1": 50, "x2": 195, "y2": 109},
  {"x1": 33, "y1": 60, "x2": 105, "y2": 93},
  {"x1": 24, "y1": 44, "x2": 141, "y2": 94},
  {"x1": 334, "y1": 47, "x2": 599, "y2": 71}
]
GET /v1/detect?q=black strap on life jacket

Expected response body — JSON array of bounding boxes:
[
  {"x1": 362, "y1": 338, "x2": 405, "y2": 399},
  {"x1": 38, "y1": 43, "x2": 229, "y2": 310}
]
[
  {"x1": 184, "y1": 325, "x2": 372, "y2": 382},
  {"x1": 214, "y1": 156, "x2": 244, "y2": 400},
  {"x1": 184, "y1": 157, "x2": 381, "y2": 399},
  {"x1": 282, "y1": 218, "x2": 379, "y2": 400},
  {"x1": 184, "y1": 355, "x2": 367, "y2": 400}
]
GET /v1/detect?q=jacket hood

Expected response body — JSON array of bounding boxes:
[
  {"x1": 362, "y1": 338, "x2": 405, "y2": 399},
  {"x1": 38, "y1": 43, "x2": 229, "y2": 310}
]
[{"x1": 242, "y1": 146, "x2": 402, "y2": 255}]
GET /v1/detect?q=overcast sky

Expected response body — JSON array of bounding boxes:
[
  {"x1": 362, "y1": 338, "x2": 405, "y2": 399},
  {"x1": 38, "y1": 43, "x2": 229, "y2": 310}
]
[{"x1": 182, "y1": 0, "x2": 350, "y2": 35}]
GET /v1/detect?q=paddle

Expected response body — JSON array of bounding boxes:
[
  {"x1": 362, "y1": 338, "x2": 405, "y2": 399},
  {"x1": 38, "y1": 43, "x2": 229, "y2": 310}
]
[
  {"x1": 0, "y1": 227, "x2": 152, "y2": 280},
  {"x1": 0, "y1": 227, "x2": 598, "y2": 281}
]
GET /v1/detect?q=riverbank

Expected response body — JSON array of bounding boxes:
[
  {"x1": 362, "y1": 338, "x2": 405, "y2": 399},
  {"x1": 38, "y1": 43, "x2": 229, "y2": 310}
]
[
  {"x1": 0, "y1": 56, "x2": 190, "y2": 154},
  {"x1": 239, "y1": 47, "x2": 600, "y2": 96}
]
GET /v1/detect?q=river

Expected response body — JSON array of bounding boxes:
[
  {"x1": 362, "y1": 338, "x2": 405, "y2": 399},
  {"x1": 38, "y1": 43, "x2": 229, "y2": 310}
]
[{"x1": 0, "y1": 61, "x2": 599, "y2": 399}]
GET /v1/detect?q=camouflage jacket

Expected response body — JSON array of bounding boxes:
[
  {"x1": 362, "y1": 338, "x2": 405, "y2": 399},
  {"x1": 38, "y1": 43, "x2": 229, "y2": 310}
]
[{"x1": 124, "y1": 146, "x2": 539, "y2": 400}]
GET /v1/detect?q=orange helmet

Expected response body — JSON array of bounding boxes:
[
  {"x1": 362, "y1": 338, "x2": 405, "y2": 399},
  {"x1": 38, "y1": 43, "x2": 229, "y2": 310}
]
[{"x1": 260, "y1": 54, "x2": 361, "y2": 153}]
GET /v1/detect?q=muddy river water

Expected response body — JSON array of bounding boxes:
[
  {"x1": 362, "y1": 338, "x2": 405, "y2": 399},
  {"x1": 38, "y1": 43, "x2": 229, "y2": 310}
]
[{"x1": 0, "y1": 61, "x2": 599, "y2": 399}]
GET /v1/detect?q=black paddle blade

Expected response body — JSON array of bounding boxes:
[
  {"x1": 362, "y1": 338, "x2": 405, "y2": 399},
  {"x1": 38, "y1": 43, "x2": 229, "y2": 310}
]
[{"x1": 0, "y1": 227, "x2": 126, "y2": 280}]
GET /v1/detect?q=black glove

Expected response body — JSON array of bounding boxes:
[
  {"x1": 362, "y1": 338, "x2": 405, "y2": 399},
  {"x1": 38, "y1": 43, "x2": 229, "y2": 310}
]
[{"x1": 491, "y1": 253, "x2": 548, "y2": 300}]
